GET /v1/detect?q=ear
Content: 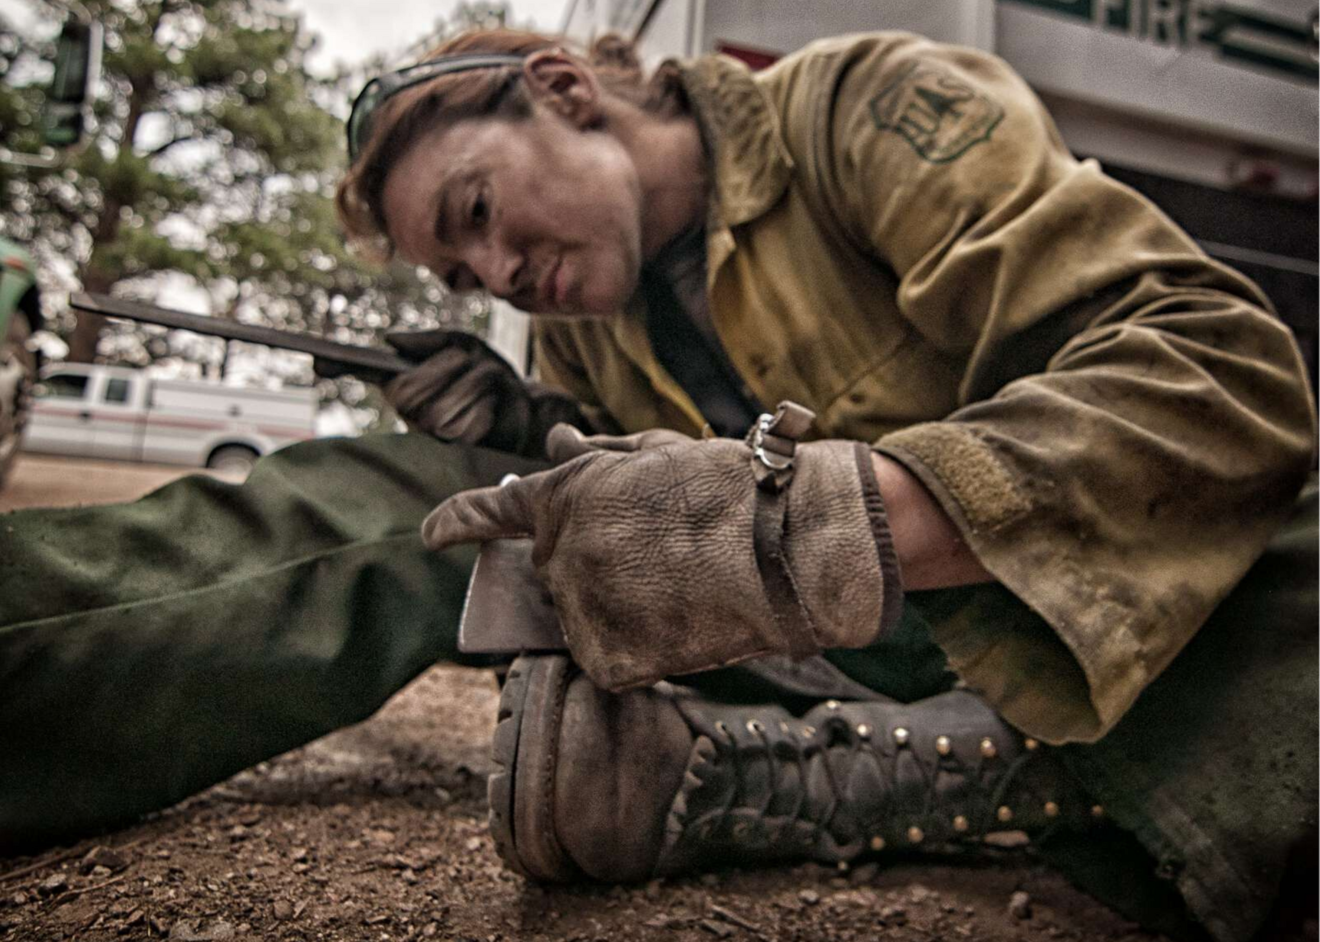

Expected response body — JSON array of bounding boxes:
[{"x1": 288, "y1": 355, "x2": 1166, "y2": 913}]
[{"x1": 523, "y1": 48, "x2": 603, "y2": 128}]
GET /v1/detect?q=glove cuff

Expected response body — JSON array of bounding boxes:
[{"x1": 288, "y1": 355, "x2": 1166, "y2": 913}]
[{"x1": 855, "y1": 442, "x2": 904, "y2": 637}]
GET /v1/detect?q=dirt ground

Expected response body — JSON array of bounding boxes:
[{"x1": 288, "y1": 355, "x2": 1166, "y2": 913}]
[{"x1": 0, "y1": 455, "x2": 1263, "y2": 941}]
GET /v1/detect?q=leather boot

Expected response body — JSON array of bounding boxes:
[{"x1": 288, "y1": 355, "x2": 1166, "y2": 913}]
[{"x1": 488, "y1": 654, "x2": 1100, "y2": 883}]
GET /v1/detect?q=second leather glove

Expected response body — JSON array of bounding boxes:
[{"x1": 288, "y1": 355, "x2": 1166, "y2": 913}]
[
  {"x1": 422, "y1": 403, "x2": 903, "y2": 691},
  {"x1": 382, "y1": 329, "x2": 585, "y2": 459}
]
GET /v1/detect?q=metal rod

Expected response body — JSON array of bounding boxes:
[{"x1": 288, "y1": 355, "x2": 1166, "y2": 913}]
[{"x1": 70, "y1": 292, "x2": 411, "y2": 376}]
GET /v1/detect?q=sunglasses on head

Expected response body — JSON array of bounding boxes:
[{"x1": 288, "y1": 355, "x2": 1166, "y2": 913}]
[{"x1": 346, "y1": 53, "x2": 527, "y2": 162}]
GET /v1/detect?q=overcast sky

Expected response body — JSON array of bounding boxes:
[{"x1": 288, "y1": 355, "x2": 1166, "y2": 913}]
[{"x1": 288, "y1": 0, "x2": 573, "y2": 73}]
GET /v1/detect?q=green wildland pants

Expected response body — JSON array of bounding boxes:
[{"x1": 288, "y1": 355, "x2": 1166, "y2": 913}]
[{"x1": 0, "y1": 433, "x2": 1314, "y2": 942}]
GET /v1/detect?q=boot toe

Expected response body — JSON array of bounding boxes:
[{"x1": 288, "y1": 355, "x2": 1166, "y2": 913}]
[{"x1": 490, "y1": 655, "x2": 694, "y2": 883}]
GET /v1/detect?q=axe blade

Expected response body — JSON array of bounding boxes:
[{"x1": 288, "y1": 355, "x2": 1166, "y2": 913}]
[{"x1": 457, "y1": 538, "x2": 567, "y2": 654}]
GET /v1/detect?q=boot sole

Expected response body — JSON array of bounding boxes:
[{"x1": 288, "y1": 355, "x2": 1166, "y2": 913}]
[{"x1": 489, "y1": 654, "x2": 582, "y2": 881}]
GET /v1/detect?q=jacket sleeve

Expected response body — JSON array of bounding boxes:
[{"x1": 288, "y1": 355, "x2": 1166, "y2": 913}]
[{"x1": 822, "y1": 36, "x2": 1315, "y2": 743}]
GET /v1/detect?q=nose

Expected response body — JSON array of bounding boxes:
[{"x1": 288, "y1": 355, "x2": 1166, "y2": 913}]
[{"x1": 465, "y1": 240, "x2": 524, "y2": 300}]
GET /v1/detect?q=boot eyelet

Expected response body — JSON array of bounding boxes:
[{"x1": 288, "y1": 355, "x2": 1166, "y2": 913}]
[
  {"x1": 825, "y1": 700, "x2": 841, "y2": 711},
  {"x1": 979, "y1": 737, "x2": 997, "y2": 759},
  {"x1": 935, "y1": 735, "x2": 952, "y2": 756},
  {"x1": 892, "y1": 727, "x2": 910, "y2": 746},
  {"x1": 856, "y1": 724, "x2": 872, "y2": 740},
  {"x1": 952, "y1": 815, "x2": 969, "y2": 832},
  {"x1": 1044, "y1": 801, "x2": 1059, "y2": 818},
  {"x1": 802, "y1": 725, "x2": 816, "y2": 738},
  {"x1": 869, "y1": 835, "x2": 886, "y2": 852},
  {"x1": 1024, "y1": 737, "x2": 1040, "y2": 751},
  {"x1": 997, "y1": 806, "x2": 1013, "y2": 823},
  {"x1": 907, "y1": 826, "x2": 924, "y2": 844},
  {"x1": 746, "y1": 719, "x2": 766, "y2": 735},
  {"x1": 1091, "y1": 804, "x2": 1105, "y2": 818}
]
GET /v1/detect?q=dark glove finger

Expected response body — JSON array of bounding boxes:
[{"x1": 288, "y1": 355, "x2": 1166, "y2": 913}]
[
  {"x1": 390, "y1": 356, "x2": 510, "y2": 436},
  {"x1": 383, "y1": 346, "x2": 478, "y2": 416},
  {"x1": 422, "y1": 471, "x2": 545, "y2": 549},
  {"x1": 385, "y1": 327, "x2": 492, "y2": 363},
  {"x1": 544, "y1": 424, "x2": 695, "y2": 463}
]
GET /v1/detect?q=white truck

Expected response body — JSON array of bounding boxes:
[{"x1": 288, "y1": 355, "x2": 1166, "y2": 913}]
[{"x1": 22, "y1": 363, "x2": 318, "y2": 476}]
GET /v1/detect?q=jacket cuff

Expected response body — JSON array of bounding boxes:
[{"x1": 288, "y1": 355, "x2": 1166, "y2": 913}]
[{"x1": 876, "y1": 422, "x2": 1132, "y2": 745}]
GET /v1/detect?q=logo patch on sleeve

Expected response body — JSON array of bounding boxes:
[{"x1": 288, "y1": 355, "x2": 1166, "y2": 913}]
[{"x1": 869, "y1": 62, "x2": 1004, "y2": 163}]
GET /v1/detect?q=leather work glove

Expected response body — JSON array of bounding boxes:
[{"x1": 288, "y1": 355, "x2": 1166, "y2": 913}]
[
  {"x1": 423, "y1": 402, "x2": 904, "y2": 692},
  {"x1": 315, "y1": 329, "x2": 585, "y2": 459}
]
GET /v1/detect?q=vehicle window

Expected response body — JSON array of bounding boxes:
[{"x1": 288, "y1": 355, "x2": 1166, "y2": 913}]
[
  {"x1": 103, "y1": 378, "x2": 130, "y2": 403},
  {"x1": 37, "y1": 373, "x2": 90, "y2": 399}
]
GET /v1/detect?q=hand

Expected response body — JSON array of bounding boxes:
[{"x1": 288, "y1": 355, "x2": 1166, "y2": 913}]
[
  {"x1": 318, "y1": 329, "x2": 584, "y2": 459},
  {"x1": 422, "y1": 413, "x2": 903, "y2": 691}
]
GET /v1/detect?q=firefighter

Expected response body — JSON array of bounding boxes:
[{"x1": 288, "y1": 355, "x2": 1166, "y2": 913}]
[{"x1": 0, "y1": 28, "x2": 1312, "y2": 942}]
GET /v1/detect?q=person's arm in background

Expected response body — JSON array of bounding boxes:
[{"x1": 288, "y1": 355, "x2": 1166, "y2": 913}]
[{"x1": 816, "y1": 35, "x2": 1314, "y2": 744}]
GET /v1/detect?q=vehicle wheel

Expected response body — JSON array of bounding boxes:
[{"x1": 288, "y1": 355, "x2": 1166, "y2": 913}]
[
  {"x1": 0, "y1": 313, "x2": 37, "y2": 490},
  {"x1": 206, "y1": 444, "x2": 259, "y2": 479}
]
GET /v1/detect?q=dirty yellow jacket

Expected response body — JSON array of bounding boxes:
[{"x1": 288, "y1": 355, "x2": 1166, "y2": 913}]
[{"x1": 533, "y1": 33, "x2": 1315, "y2": 744}]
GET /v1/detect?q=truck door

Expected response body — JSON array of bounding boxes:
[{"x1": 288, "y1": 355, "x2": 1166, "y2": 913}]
[
  {"x1": 23, "y1": 370, "x2": 95, "y2": 456},
  {"x1": 88, "y1": 374, "x2": 141, "y2": 460}
]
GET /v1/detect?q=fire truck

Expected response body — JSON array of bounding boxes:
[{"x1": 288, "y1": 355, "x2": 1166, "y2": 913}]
[{"x1": 562, "y1": 0, "x2": 1319, "y2": 386}]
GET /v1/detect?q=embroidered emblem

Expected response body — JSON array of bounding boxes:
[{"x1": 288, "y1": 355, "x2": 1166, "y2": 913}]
[{"x1": 869, "y1": 62, "x2": 1004, "y2": 163}]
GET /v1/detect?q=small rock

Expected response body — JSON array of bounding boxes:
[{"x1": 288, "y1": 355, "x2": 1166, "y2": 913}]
[
  {"x1": 291, "y1": 863, "x2": 310, "y2": 874},
  {"x1": 699, "y1": 919, "x2": 734, "y2": 938},
  {"x1": 237, "y1": 809, "x2": 262, "y2": 826},
  {"x1": 272, "y1": 900, "x2": 294, "y2": 921},
  {"x1": 225, "y1": 825, "x2": 248, "y2": 841},
  {"x1": 149, "y1": 915, "x2": 170, "y2": 935},
  {"x1": 37, "y1": 873, "x2": 68, "y2": 896},
  {"x1": 11, "y1": 892, "x2": 29, "y2": 907},
  {"x1": 464, "y1": 836, "x2": 482, "y2": 852},
  {"x1": 125, "y1": 909, "x2": 145, "y2": 927},
  {"x1": 155, "y1": 849, "x2": 172, "y2": 860},
  {"x1": 1009, "y1": 890, "x2": 1033, "y2": 920},
  {"x1": 169, "y1": 918, "x2": 236, "y2": 941},
  {"x1": 908, "y1": 884, "x2": 934, "y2": 903},
  {"x1": 290, "y1": 847, "x2": 308, "y2": 862},
  {"x1": 89, "y1": 865, "x2": 112, "y2": 879},
  {"x1": 401, "y1": 869, "x2": 419, "y2": 885},
  {"x1": 81, "y1": 845, "x2": 130, "y2": 874},
  {"x1": 880, "y1": 905, "x2": 907, "y2": 926},
  {"x1": 797, "y1": 889, "x2": 820, "y2": 906},
  {"x1": 421, "y1": 923, "x2": 439, "y2": 938},
  {"x1": 365, "y1": 828, "x2": 396, "y2": 845}
]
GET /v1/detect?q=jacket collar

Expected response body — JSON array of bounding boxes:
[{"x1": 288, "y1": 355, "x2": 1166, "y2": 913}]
[
  {"x1": 677, "y1": 53, "x2": 796, "y2": 235},
  {"x1": 602, "y1": 54, "x2": 795, "y2": 435}
]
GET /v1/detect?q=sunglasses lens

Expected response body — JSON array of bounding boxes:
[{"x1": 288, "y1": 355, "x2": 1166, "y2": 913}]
[
  {"x1": 346, "y1": 55, "x2": 526, "y2": 162},
  {"x1": 347, "y1": 80, "x2": 383, "y2": 161}
]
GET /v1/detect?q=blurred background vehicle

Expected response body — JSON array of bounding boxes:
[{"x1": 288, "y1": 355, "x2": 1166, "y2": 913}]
[
  {"x1": 0, "y1": 236, "x2": 40, "y2": 486},
  {"x1": 24, "y1": 362, "x2": 317, "y2": 477}
]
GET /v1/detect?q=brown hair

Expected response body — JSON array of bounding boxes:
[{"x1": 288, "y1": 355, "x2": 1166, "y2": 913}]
[{"x1": 335, "y1": 29, "x2": 684, "y2": 259}]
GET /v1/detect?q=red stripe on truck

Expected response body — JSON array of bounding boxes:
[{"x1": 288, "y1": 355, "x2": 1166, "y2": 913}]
[{"x1": 34, "y1": 406, "x2": 315, "y2": 441}]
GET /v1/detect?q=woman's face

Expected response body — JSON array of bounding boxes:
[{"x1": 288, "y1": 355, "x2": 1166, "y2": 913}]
[{"x1": 382, "y1": 107, "x2": 645, "y2": 317}]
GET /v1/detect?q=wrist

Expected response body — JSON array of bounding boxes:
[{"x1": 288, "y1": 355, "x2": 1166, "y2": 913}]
[{"x1": 869, "y1": 451, "x2": 993, "y2": 590}]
